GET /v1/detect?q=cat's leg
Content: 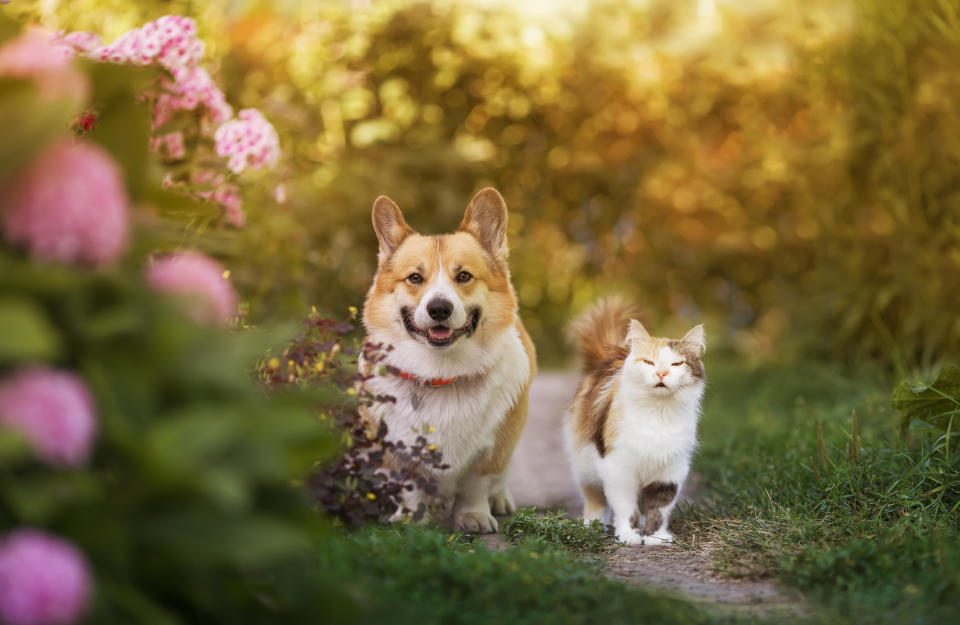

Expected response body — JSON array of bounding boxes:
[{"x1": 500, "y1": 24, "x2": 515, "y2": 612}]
[
  {"x1": 640, "y1": 481, "x2": 680, "y2": 545},
  {"x1": 600, "y1": 461, "x2": 643, "y2": 545},
  {"x1": 579, "y1": 481, "x2": 607, "y2": 525}
]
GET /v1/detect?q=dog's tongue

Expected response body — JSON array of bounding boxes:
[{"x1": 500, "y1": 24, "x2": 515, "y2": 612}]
[{"x1": 428, "y1": 326, "x2": 453, "y2": 341}]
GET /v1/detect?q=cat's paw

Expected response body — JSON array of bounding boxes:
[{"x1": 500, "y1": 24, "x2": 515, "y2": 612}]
[
  {"x1": 617, "y1": 530, "x2": 645, "y2": 546},
  {"x1": 643, "y1": 531, "x2": 675, "y2": 546},
  {"x1": 455, "y1": 510, "x2": 499, "y2": 534},
  {"x1": 489, "y1": 490, "x2": 515, "y2": 516}
]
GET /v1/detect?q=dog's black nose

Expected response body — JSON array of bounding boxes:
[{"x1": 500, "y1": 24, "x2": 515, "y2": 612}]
[{"x1": 427, "y1": 298, "x2": 453, "y2": 321}]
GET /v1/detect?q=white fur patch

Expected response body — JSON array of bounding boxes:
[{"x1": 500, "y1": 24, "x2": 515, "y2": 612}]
[{"x1": 362, "y1": 322, "x2": 530, "y2": 496}]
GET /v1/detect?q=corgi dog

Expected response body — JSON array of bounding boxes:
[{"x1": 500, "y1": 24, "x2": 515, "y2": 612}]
[{"x1": 359, "y1": 188, "x2": 536, "y2": 533}]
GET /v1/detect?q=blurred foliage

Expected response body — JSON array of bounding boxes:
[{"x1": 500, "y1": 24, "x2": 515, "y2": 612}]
[
  {"x1": 0, "y1": 21, "x2": 349, "y2": 622},
  {"x1": 17, "y1": 0, "x2": 960, "y2": 370}
]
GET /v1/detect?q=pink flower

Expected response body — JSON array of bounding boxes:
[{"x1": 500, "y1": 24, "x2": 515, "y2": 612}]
[
  {"x1": 0, "y1": 369, "x2": 97, "y2": 468},
  {"x1": 0, "y1": 28, "x2": 88, "y2": 101},
  {"x1": 210, "y1": 185, "x2": 245, "y2": 227},
  {"x1": 150, "y1": 131, "x2": 186, "y2": 160},
  {"x1": 2, "y1": 139, "x2": 129, "y2": 266},
  {"x1": 146, "y1": 252, "x2": 238, "y2": 325},
  {"x1": 0, "y1": 529, "x2": 92, "y2": 625},
  {"x1": 214, "y1": 109, "x2": 280, "y2": 173}
]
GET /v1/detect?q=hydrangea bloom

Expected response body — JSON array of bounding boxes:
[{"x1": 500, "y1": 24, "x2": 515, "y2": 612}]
[
  {"x1": 146, "y1": 252, "x2": 238, "y2": 325},
  {"x1": 0, "y1": 28, "x2": 88, "y2": 101},
  {"x1": 0, "y1": 529, "x2": 92, "y2": 625},
  {"x1": 2, "y1": 139, "x2": 129, "y2": 266},
  {"x1": 214, "y1": 109, "x2": 281, "y2": 173},
  {"x1": 0, "y1": 368, "x2": 97, "y2": 468}
]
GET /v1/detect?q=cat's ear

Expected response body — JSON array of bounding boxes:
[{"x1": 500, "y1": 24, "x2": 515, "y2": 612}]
[
  {"x1": 681, "y1": 324, "x2": 706, "y2": 356},
  {"x1": 372, "y1": 195, "x2": 415, "y2": 264},
  {"x1": 627, "y1": 319, "x2": 651, "y2": 345}
]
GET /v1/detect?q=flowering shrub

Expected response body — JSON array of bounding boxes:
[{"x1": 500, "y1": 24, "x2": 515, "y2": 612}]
[
  {"x1": 0, "y1": 368, "x2": 97, "y2": 468},
  {"x1": 1, "y1": 139, "x2": 129, "y2": 266},
  {"x1": 261, "y1": 312, "x2": 447, "y2": 526},
  {"x1": 146, "y1": 251, "x2": 238, "y2": 326},
  {"x1": 53, "y1": 14, "x2": 281, "y2": 229},
  {"x1": 0, "y1": 12, "x2": 337, "y2": 624},
  {"x1": 0, "y1": 529, "x2": 92, "y2": 625}
]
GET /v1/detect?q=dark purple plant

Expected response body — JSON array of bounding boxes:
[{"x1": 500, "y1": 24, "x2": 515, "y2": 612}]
[{"x1": 260, "y1": 312, "x2": 447, "y2": 526}]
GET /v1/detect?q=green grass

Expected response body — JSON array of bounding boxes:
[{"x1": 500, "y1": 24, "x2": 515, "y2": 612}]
[
  {"x1": 303, "y1": 356, "x2": 959, "y2": 625},
  {"x1": 312, "y1": 524, "x2": 758, "y2": 625},
  {"x1": 500, "y1": 507, "x2": 619, "y2": 554},
  {"x1": 687, "y1": 355, "x2": 960, "y2": 625}
]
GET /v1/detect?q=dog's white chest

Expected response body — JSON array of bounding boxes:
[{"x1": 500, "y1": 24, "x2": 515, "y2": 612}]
[{"x1": 364, "y1": 328, "x2": 530, "y2": 476}]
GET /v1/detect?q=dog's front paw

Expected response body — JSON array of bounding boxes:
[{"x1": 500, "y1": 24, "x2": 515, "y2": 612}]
[
  {"x1": 489, "y1": 490, "x2": 515, "y2": 516},
  {"x1": 455, "y1": 510, "x2": 499, "y2": 534}
]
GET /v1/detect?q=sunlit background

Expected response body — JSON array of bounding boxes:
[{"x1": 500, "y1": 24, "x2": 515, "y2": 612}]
[{"x1": 15, "y1": 0, "x2": 960, "y2": 370}]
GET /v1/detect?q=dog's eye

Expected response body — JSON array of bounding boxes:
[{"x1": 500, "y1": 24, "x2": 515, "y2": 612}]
[
  {"x1": 456, "y1": 271, "x2": 473, "y2": 284},
  {"x1": 406, "y1": 273, "x2": 424, "y2": 285},
  {"x1": 671, "y1": 361, "x2": 685, "y2": 367}
]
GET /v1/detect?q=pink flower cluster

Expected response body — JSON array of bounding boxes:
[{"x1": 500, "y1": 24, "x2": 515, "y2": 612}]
[
  {"x1": 55, "y1": 15, "x2": 283, "y2": 228},
  {"x1": 0, "y1": 368, "x2": 97, "y2": 468},
  {"x1": 146, "y1": 252, "x2": 239, "y2": 326},
  {"x1": 86, "y1": 15, "x2": 204, "y2": 69},
  {"x1": 214, "y1": 109, "x2": 281, "y2": 174},
  {"x1": 0, "y1": 28, "x2": 88, "y2": 101},
  {"x1": 2, "y1": 139, "x2": 129, "y2": 266},
  {"x1": 0, "y1": 529, "x2": 91, "y2": 625},
  {"x1": 153, "y1": 64, "x2": 232, "y2": 128},
  {"x1": 150, "y1": 131, "x2": 186, "y2": 160},
  {"x1": 58, "y1": 16, "x2": 232, "y2": 127}
]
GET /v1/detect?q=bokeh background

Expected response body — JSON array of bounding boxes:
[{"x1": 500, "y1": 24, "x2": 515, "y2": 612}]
[{"x1": 15, "y1": 0, "x2": 959, "y2": 370}]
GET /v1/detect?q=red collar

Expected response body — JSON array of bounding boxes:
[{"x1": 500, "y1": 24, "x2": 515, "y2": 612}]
[{"x1": 396, "y1": 370, "x2": 458, "y2": 387}]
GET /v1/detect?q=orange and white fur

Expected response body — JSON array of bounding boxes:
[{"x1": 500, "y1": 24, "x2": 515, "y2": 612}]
[
  {"x1": 565, "y1": 298, "x2": 705, "y2": 546},
  {"x1": 359, "y1": 188, "x2": 536, "y2": 533}
]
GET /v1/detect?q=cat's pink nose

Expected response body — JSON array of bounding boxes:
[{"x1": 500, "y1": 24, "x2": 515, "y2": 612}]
[{"x1": 657, "y1": 370, "x2": 669, "y2": 379}]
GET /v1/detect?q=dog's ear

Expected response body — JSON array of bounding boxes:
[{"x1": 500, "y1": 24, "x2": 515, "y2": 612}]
[
  {"x1": 372, "y1": 195, "x2": 414, "y2": 262},
  {"x1": 459, "y1": 187, "x2": 508, "y2": 258}
]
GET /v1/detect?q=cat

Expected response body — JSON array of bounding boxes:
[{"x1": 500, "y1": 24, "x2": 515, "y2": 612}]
[{"x1": 564, "y1": 297, "x2": 705, "y2": 546}]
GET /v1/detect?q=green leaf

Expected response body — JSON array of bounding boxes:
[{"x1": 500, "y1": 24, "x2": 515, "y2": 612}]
[
  {"x1": 0, "y1": 79, "x2": 76, "y2": 185},
  {"x1": 0, "y1": 296, "x2": 61, "y2": 363},
  {"x1": 891, "y1": 366, "x2": 960, "y2": 431},
  {"x1": 83, "y1": 62, "x2": 157, "y2": 201}
]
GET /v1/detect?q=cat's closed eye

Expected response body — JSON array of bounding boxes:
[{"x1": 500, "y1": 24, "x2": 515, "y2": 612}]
[
  {"x1": 638, "y1": 358, "x2": 654, "y2": 366},
  {"x1": 671, "y1": 361, "x2": 685, "y2": 366}
]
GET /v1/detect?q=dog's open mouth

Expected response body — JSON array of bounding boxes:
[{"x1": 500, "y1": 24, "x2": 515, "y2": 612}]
[{"x1": 401, "y1": 308, "x2": 481, "y2": 348}]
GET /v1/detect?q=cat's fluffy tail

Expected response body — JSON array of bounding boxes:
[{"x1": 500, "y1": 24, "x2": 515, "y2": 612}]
[{"x1": 569, "y1": 296, "x2": 639, "y2": 371}]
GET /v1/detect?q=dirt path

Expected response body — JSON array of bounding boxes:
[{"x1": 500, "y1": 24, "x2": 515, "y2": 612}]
[{"x1": 502, "y1": 371, "x2": 809, "y2": 618}]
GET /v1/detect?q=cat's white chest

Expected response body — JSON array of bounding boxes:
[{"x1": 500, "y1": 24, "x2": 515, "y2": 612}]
[{"x1": 609, "y1": 397, "x2": 699, "y2": 480}]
